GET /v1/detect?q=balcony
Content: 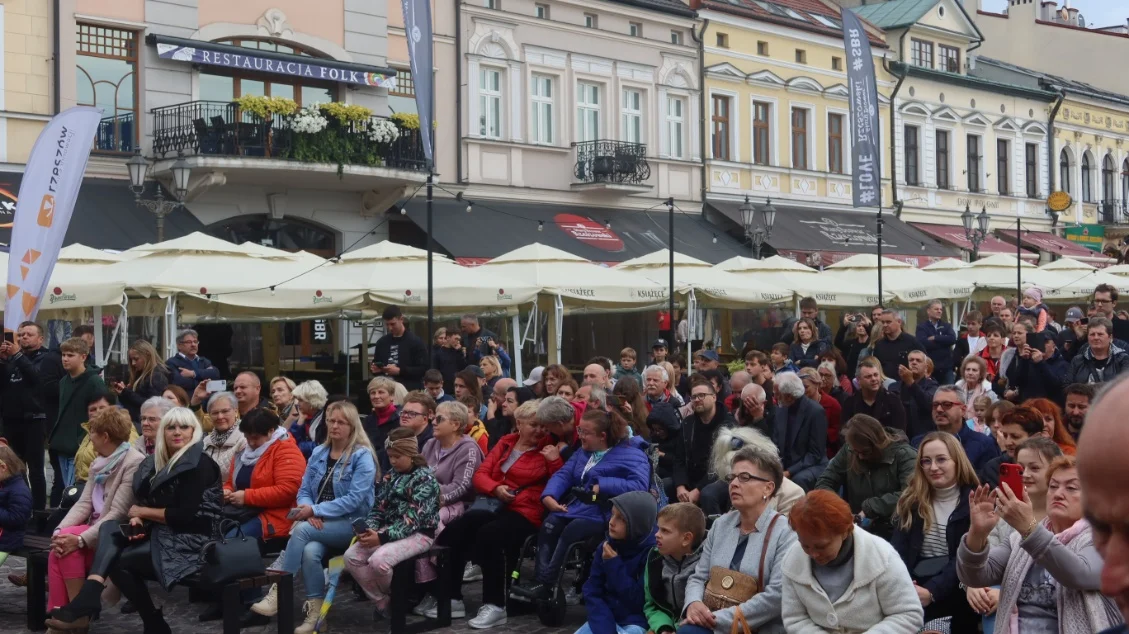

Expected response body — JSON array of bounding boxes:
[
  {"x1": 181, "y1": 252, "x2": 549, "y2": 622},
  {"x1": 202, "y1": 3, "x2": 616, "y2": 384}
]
[
  {"x1": 1099, "y1": 200, "x2": 1129, "y2": 226},
  {"x1": 148, "y1": 100, "x2": 428, "y2": 191},
  {"x1": 94, "y1": 113, "x2": 136, "y2": 154},
  {"x1": 571, "y1": 139, "x2": 652, "y2": 193}
]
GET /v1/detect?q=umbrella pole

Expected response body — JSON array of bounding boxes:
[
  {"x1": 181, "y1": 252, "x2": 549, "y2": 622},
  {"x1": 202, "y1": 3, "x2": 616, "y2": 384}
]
[
  {"x1": 512, "y1": 313, "x2": 523, "y2": 382},
  {"x1": 426, "y1": 172, "x2": 435, "y2": 367},
  {"x1": 877, "y1": 204, "x2": 884, "y2": 307}
]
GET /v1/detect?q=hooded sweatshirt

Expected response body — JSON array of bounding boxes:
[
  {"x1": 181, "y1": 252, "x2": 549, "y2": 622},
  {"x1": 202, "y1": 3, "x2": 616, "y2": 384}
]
[
  {"x1": 645, "y1": 402, "x2": 683, "y2": 481},
  {"x1": 583, "y1": 490, "x2": 659, "y2": 634},
  {"x1": 421, "y1": 434, "x2": 484, "y2": 506},
  {"x1": 644, "y1": 541, "x2": 704, "y2": 634}
]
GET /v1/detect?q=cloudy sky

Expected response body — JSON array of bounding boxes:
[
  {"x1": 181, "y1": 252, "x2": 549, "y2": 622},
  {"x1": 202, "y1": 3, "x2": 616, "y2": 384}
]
[{"x1": 983, "y1": 0, "x2": 1126, "y2": 28}]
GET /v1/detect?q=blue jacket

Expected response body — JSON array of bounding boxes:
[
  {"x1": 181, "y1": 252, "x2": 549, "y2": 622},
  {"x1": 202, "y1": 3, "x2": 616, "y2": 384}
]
[
  {"x1": 541, "y1": 440, "x2": 650, "y2": 524},
  {"x1": 297, "y1": 444, "x2": 378, "y2": 520},
  {"x1": 164, "y1": 354, "x2": 220, "y2": 392},
  {"x1": 290, "y1": 407, "x2": 327, "y2": 459},
  {"x1": 916, "y1": 319, "x2": 957, "y2": 377},
  {"x1": 890, "y1": 484, "x2": 973, "y2": 604},
  {"x1": 788, "y1": 340, "x2": 829, "y2": 369},
  {"x1": 584, "y1": 530, "x2": 657, "y2": 634},
  {"x1": 0, "y1": 474, "x2": 32, "y2": 552},
  {"x1": 912, "y1": 424, "x2": 999, "y2": 472}
]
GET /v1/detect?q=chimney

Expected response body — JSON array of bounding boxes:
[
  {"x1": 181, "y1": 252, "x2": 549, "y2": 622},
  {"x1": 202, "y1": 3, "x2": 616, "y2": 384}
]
[{"x1": 1040, "y1": 0, "x2": 1057, "y2": 21}]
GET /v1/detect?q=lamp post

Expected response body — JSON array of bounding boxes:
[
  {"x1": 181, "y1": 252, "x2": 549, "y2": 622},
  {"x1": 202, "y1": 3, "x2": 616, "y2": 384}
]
[
  {"x1": 739, "y1": 195, "x2": 776, "y2": 259},
  {"x1": 127, "y1": 149, "x2": 191, "y2": 242},
  {"x1": 961, "y1": 203, "x2": 990, "y2": 261}
]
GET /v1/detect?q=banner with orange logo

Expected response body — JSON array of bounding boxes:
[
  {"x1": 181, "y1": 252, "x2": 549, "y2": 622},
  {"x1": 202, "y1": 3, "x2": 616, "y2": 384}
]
[{"x1": 4, "y1": 106, "x2": 101, "y2": 331}]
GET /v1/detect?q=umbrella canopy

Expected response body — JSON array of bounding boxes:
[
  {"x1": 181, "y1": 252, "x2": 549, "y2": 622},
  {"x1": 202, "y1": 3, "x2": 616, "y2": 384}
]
[
  {"x1": 923, "y1": 259, "x2": 967, "y2": 272},
  {"x1": 0, "y1": 245, "x2": 126, "y2": 314},
  {"x1": 823, "y1": 254, "x2": 973, "y2": 304},
  {"x1": 480, "y1": 243, "x2": 667, "y2": 312},
  {"x1": 716, "y1": 255, "x2": 887, "y2": 307},
  {"x1": 615, "y1": 250, "x2": 789, "y2": 307},
  {"x1": 1102, "y1": 264, "x2": 1129, "y2": 278},
  {"x1": 946, "y1": 254, "x2": 1075, "y2": 297},
  {"x1": 1038, "y1": 258, "x2": 1127, "y2": 300}
]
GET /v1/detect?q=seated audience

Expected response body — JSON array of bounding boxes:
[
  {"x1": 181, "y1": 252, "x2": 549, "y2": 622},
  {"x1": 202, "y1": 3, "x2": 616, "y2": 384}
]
[
  {"x1": 978, "y1": 406, "x2": 1047, "y2": 489},
  {"x1": 613, "y1": 376, "x2": 650, "y2": 440},
  {"x1": 1025, "y1": 397, "x2": 1078, "y2": 456},
  {"x1": 222, "y1": 408, "x2": 305, "y2": 540},
  {"x1": 770, "y1": 372, "x2": 828, "y2": 490},
  {"x1": 74, "y1": 392, "x2": 136, "y2": 484},
  {"x1": 788, "y1": 317, "x2": 830, "y2": 369},
  {"x1": 843, "y1": 358, "x2": 906, "y2": 432},
  {"x1": 958, "y1": 355, "x2": 999, "y2": 414},
  {"x1": 797, "y1": 367, "x2": 842, "y2": 458},
  {"x1": 161, "y1": 385, "x2": 190, "y2": 408},
  {"x1": 457, "y1": 393, "x2": 490, "y2": 453},
  {"x1": 1062, "y1": 383, "x2": 1095, "y2": 440},
  {"x1": 361, "y1": 376, "x2": 401, "y2": 460},
  {"x1": 912, "y1": 386, "x2": 1000, "y2": 471},
  {"x1": 133, "y1": 397, "x2": 173, "y2": 456},
  {"x1": 268, "y1": 376, "x2": 298, "y2": 428},
  {"x1": 289, "y1": 380, "x2": 330, "y2": 458},
  {"x1": 646, "y1": 402, "x2": 683, "y2": 500},
  {"x1": 675, "y1": 376, "x2": 735, "y2": 505},
  {"x1": 733, "y1": 383, "x2": 771, "y2": 436},
  {"x1": 703, "y1": 426, "x2": 805, "y2": 517},
  {"x1": 782, "y1": 491, "x2": 923, "y2": 633},
  {"x1": 201, "y1": 390, "x2": 247, "y2": 484},
  {"x1": 423, "y1": 368, "x2": 455, "y2": 405},
  {"x1": 0, "y1": 447, "x2": 32, "y2": 559},
  {"x1": 643, "y1": 503, "x2": 706, "y2": 634}
]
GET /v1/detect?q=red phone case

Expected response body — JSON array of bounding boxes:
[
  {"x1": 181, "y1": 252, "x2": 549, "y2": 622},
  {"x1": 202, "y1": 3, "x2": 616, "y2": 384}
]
[{"x1": 999, "y1": 463, "x2": 1025, "y2": 501}]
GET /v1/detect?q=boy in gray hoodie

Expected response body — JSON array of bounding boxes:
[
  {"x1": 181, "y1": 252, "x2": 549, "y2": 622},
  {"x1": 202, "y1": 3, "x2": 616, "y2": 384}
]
[{"x1": 643, "y1": 502, "x2": 706, "y2": 634}]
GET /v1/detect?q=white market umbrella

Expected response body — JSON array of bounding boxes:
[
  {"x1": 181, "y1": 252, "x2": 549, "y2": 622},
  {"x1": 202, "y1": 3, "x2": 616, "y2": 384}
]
[
  {"x1": 480, "y1": 243, "x2": 668, "y2": 312},
  {"x1": 716, "y1": 255, "x2": 887, "y2": 307},
  {"x1": 615, "y1": 250, "x2": 790, "y2": 307},
  {"x1": 1102, "y1": 264, "x2": 1129, "y2": 278},
  {"x1": 0, "y1": 245, "x2": 126, "y2": 315},
  {"x1": 923, "y1": 259, "x2": 967, "y2": 272},
  {"x1": 1038, "y1": 258, "x2": 1128, "y2": 300},
  {"x1": 823, "y1": 254, "x2": 973, "y2": 304},
  {"x1": 946, "y1": 254, "x2": 1075, "y2": 298}
]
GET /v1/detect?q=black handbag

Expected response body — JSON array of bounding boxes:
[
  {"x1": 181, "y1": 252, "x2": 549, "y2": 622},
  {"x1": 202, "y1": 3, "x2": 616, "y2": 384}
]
[
  {"x1": 198, "y1": 521, "x2": 265, "y2": 586},
  {"x1": 468, "y1": 486, "x2": 525, "y2": 515},
  {"x1": 912, "y1": 555, "x2": 950, "y2": 582},
  {"x1": 221, "y1": 504, "x2": 262, "y2": 525}
]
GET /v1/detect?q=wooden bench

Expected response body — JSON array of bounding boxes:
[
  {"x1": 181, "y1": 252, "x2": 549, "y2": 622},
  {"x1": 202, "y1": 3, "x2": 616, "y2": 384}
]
[
  {"x1": 182, "y1": 570, "x2": 295, "y2": 634},
  {"x1": 19, "y1": 534, "x2": 51, "y2": 631},
  {"x1": 387, "y1": 545, "x2": 451, "y2": 634}
]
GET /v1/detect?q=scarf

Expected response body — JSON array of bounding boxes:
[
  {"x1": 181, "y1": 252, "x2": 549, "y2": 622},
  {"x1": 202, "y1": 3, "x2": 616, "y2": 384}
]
[
  {"x1": 207, "y1": 427, "x2": 236, "y2": 449},
  {"x1": 998, "y1": 518, "x2": 1121, "y2": 634},
  {"x1": 89, "y1": 442, "x2": 131, "y2": 486},
  {"x1": 234, "y1": 426, "x2": 289, "y2": 483},
  {"x1": 374, "y1": 403, "x2": 397, "y2": 426},
  {"x1": 307, "y1": 409, "x2": 325, "y2": 444}
]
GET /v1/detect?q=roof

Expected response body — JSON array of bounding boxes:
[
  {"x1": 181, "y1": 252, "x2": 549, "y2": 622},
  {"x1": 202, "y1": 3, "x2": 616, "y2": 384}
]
[
  {"x1": 971, "y1": 57, "x2": 1129, "y2": 107},
  {"x1": 701, "y1": 0, "x2": 886, "y2": 46},
  {"x1": 851, "y1": 0, "x2": 938, "y2": 29},
  {"x1": 891, "y1": 61, "x2": 1058, "y2": 101},
  {"x1": 613, "y1": 0, "x2": 697, "y2": 18}
]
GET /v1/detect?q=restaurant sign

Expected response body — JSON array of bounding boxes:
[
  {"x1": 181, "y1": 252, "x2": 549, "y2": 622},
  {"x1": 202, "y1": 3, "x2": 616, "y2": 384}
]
[
  {"x1": 1064, "y1": 224, "x2": 1104, "y2": 252},
  {"x1": 155, "y1": 43, "x2": 396, "y2": 89}
]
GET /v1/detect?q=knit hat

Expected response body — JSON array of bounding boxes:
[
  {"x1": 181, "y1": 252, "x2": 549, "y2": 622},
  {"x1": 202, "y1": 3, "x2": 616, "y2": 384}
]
[
  {"x1": 1024, "y1": 287, "x2": 1044, "y2": 303},
  {"x1": 610, "y1": 490, "x2": 659, "y2": 543}
]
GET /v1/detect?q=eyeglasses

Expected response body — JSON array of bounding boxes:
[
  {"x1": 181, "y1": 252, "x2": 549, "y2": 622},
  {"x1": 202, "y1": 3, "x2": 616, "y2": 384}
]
[
  {"x1": 724, "y1": 472, "x2": 772, "y2": 484},
  {"x1": 920, "y1": 456, "x2": 951, "y2": 469},
  {"x1": 576, "y1": 427, "x2": 601, "y2": 438},
  {"x1": 932, "y1": 401, "x2": 963, "y2": 411},
  {"x1": 690, "y1": 392, "x2": 715, "y2": 401},
  {"x1": 400, "y1": 410, "x2": 426, "y2": 421},
  {"x1": 211, "y1": 407, "x2": 235, "y2": 417},
  {"x1": 1094, "y1": 299, "x2": 1114, "y2": 305}
]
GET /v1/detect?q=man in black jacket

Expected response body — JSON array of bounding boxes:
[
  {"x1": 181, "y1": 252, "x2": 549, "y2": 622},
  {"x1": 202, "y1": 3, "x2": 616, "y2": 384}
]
[
  {"x1": 891, "y1": 350, "x2": 937, "y2": 439},
  {"x1": 873, "y1": 309, "x2": 924, "y2": 380},
  {"x1": 371, "y1": 305, "x2": 429, "y2": 391},
  {"x1": 771, "y1": 372, "x2": 828, "y2": 491},
  {"x1": 459, "y1": 313, "x2": 498, "y2": 366},
  {"x1": 674, "y1": 376, "x2": 734, "y2": 508},
  {"x1": 0, "y1": 321, "x2": 65, "y2": 509},
  {"x1": 844, "y1": 358, "x2": 907, "y2": 432}
]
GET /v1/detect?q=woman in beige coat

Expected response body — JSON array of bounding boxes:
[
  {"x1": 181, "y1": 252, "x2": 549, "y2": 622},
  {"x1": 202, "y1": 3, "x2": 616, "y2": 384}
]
[
  {"x1": 48, "y1": 408, "x2": 145, "y2": 613},
  {"x1": 201, "y1": 391, "x2": 247, "y2": 483}
]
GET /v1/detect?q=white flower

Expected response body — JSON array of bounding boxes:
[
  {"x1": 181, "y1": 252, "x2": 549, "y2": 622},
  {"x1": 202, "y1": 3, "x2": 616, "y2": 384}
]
[
  {"x1": 366, "y1": 118, "x2": 401, "y2": 144},
  {"x1": 291, "y1": 106, "x2": 328, "y2": 134}
]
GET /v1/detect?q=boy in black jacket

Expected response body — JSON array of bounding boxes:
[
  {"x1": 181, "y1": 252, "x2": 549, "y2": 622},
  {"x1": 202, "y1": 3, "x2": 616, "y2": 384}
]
[{"x1": 645, "y1": 402, "x2": 683, "y2": 502}]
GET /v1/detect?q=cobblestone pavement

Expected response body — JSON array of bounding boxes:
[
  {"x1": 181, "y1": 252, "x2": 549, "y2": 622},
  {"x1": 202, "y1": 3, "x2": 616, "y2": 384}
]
[{"x1": 0, "y1": 556, "x2": 586, "y2": 634}]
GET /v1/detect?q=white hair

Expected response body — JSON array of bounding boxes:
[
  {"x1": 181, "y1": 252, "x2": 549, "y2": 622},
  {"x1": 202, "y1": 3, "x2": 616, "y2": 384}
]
[
  {"x1": 207, "y1": 391, "x2": 238, "y2": 413},
  {"x1": 710, "y1": 426, "x2": 779, "y2": 480},
  {"x1": 775, "y1": 372, "x2": 805, "y2": 399},
  {"x1": 643, "y1": 365, "x2": 669, "y2": 382},
  {"x1": 740, "y1": 382, "x2": 766, "y2": 402},
  {"x1": 140, "y1": 396, "x2": 174, "y2": 420},
  {"x1": 154, "y1": 407, "x2": 204, "y2": 473},
  {"x1": 292, "y1": 380, "x2": 329, "y2": 410},
  {"x1": 818, "y1": 361, "x2": 837, "y2": 376}
]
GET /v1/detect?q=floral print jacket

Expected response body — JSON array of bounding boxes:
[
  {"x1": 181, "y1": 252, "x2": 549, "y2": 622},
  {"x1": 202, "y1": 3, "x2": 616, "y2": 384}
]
[{"x1": 365, "y1": 464, "x2": 440, "y2": 543}]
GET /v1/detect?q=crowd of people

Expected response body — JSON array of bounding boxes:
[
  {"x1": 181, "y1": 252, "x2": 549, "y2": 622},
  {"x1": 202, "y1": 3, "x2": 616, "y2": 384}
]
[{"x1": 1, "y1": 289, "x2": 1129, "y2": 633}]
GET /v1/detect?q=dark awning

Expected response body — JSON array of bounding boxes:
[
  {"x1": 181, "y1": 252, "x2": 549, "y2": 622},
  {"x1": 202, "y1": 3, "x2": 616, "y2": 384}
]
[
  {"x1": 911, "y1": 222, "x2": 1039, "y2": 261},
  {"x1": 706, "y1": 199, "x2": 957, "y2": 265},
  {"x1": 399, "y1": 198, "x2": 749, "y2": 264},
  {"x1": 0, "y1": 172, "x2": 204, "y2": 250},
  {"x1": 147, "y1": 34, "x2": 397, "y2": 89},
  {"x1": 997, "y1": 229, "x2": 1111, "y2": 262}
]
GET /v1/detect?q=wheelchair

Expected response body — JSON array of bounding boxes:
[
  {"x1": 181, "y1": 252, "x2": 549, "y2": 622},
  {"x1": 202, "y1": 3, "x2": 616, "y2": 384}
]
[{"x1": 507, "y1": 513, "x2": 605, "y2": 627}]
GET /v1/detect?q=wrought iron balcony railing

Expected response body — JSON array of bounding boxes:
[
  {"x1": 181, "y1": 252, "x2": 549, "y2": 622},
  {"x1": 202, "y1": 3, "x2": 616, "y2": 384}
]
[
  {"x1": 573, "y1": 139, "x2": 651, "y2": 185},
  {"x1": 1099, "y1": 201, "x2": 1120, "y2": 225},
  {"x1": 94, "y1": 113, "x2": 136, "y2": 154},
  {"x1": 150, "y1": 101, "x2": 427, "y2": 171}
]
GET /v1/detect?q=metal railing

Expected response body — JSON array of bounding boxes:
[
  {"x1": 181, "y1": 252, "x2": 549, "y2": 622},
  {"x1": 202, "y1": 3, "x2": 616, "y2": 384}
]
[
  {"x1": 150, "y1": 100, "x2": 426, "y2": 171},
  {"x1": 573, "y1": 139, "x2": 651, "y2": 185},
  {"x1": 94, "y1": 113, "x2": 135, "y2": 154}
]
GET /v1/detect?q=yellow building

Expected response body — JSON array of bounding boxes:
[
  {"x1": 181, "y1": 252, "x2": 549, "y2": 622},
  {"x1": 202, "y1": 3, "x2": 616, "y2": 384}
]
[
  {"x1": 1, "y1": 0, "x2": 53, "y2": 166},
  {"x1": 697, "y1": 0, "x2": 954, "y2": 265}
]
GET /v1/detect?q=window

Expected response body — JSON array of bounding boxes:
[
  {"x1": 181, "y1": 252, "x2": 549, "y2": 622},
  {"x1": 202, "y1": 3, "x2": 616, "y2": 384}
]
[
  {"x1": 757, "y1": 41, "x2": 769, "y2": 56},
  {"x1": 911, "y1": 39, "x2": 934, "y2": 68},
  {"x1": 1025, "y1": 143, "x2": 1039, "y2": 198},
  {"x1": 577, "y1": 82, "x2": 601, "y2": 142},
  {"x1": 939, "y1": 45, "x2": 961, "y2": 73},
  {"x1": 716, "y1": 32, "x2": 729, "y2": 48},
  {"x1": 997, "y1": 139, "x2": 1010, "y2": 195},
  {"x1": 200, "y1": 39, "x2": 336, "y2": 109},
  {"x1": 936, "y1": 130, "x2": 950, "y2": 189},
  {"x1": 795, "y1": 49, "x2": 807, "y2": 64},
  {"x1": 1082, "y1": 153, "x2": 1093, "y2": 202},
  {"x1": 484, "y1": 0, "x2": 499, "y2": 9},
  {"x1": 479, "y1": 68, "x2": 502, "y2": 138},
  {"x1": 671, "y1": 30, "x2": 684, "y2": 44},
  {"x1": 1103, "y1": 155, "x2": 1116, "y2": 202},
  {"x1": 711, "y1": 95, "x2": 731, "y2": 160},
  {"x1": 1123, "y1": 158, "x2": 1129, "y2": 203},
  {"x1": 828, "y1": 113, "x2": 844, "y2": 174},
  {"x1": 77, "y1": 24, "x2": 139, "y2": 152},
  {"x1": 791, "y1": 107, "x2": 809, "y2": 170},
  {"x1": 531, "y1": 74, "x2": 554, "y2": 144},
  {"x1": 535, "y1": 3, "x2": 549, "y2": 18},
  {"x1": 629, "y1": 22, "x2": 642, "y2": 37},
  {"x1": 904, "y1": 125, "x2": 920, "y2": 186},
  {"x1": 1060, "y1": 150, "x2": 1072, "y2": 195},
  {"x1": 832, "y1": 56, "x2": 843, "y2": 71},
  {"x1": 967, "y1": 135, "x2": 982, "y2": 192},
  {"x1": 584, "y1": 13, "x2": 598, "y2": 28},
  {"x1": 753, "y1": 102, "x2": 771, "y2": 166},
  {"x1": 667, "y1": 96, "x2": 684, "y2": 159},
  {"x1": 622, "y1": 89, "x2": 642, "y2": 143},
  {"x1": 390, "y1": 70, "x2": 416, "y2": 98}
]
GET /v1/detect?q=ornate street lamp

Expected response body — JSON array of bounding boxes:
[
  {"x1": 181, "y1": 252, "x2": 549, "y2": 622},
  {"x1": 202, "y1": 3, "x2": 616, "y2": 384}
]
[
  {"x1": 127, "y1": 149, "x2": 191, "y2": 242},
  {"x1": 961, "y1": 203, "x2": 990, "y2": 261},
  {"x1": 740, "y1": 195, "x2": 776, "y2": 259}
]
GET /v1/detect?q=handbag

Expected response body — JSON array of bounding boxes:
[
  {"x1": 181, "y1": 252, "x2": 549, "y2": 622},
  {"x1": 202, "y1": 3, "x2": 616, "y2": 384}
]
[
  {"x1": 703, "y1": 514, "x2": 781, "y2": 612},
  {"x1": 468, "y1": 486, "x2": 525, "y2": 515},
  {"x1": 911, "y1": 555, "x2": 950, "y2": 582},
  {"x1": 730, "y1": 609, "x2": 754, "y2": 634},
  {"x1": 221, "y1": 503, "x2": 263, "y2": 525},
  {"x1": 198, "y1": 520, "x2": 265, "y2": 587}
]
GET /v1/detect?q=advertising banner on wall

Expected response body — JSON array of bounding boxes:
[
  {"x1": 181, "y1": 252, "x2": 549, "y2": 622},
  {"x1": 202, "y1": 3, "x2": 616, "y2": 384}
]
[
  {"x1": 1064, "y1": 224, "x2": 1105, "y2": 252},
  {"x1": 402, "y1": 0, "x2": 435, "y2": 165},
  {"x1": 841, "y1": 10, "x2": 882, "y2": 209}
]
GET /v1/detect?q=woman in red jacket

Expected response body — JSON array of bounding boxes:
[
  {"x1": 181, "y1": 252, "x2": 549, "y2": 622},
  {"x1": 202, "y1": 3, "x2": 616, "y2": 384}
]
[
  {"x1": 428, "y1": 400, "x2": 563, "y2": 628},
  {"x1": 222, "y1": 408, "x2": 307, "y2": 540}
]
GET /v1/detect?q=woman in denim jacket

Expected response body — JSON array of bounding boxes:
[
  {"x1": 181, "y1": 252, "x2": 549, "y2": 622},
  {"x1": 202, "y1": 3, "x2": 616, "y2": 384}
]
[{"x1": 252, "y1": 401, "x2": 378, "y2": 634}]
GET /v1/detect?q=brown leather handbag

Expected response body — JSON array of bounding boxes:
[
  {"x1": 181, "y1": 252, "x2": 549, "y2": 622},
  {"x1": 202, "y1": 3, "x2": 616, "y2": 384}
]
[{"x1": 702, "y1": 514, "x2": 782, "y2": 612}]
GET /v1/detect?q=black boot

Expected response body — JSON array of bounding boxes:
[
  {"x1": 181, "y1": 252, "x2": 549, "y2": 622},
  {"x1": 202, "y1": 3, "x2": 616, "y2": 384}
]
[
  {"x1": 45, "y1": 580, "x2": 103, "y2": 629},
  {"x1": 141, "y1": 608, "x2": 172, "y2": 634}
]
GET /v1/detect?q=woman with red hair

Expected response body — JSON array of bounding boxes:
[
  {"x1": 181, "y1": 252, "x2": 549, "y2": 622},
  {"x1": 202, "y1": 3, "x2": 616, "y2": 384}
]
[
  {"x1": 781, "y1": 490, "x2": 923, "y2": 633},
  {"x1": 1024, "y1": 398, "x2": 1077, "y2": 456}
]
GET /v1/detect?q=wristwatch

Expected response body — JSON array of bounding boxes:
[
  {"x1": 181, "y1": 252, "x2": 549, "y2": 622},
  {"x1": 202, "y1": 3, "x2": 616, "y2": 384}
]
[{"x1": 77, "y1": 535, "x2": 86, "y2": 549}]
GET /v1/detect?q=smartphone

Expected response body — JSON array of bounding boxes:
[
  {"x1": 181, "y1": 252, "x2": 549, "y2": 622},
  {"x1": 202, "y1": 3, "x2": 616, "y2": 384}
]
[
  {"x1": 119, "y1": 522, "x2": 140, "y2": 538},
  {"x1": 606, "y1": 394, "x2": 623, "y2": 409},
  {"x1": 2, "y1": 331, "x2": 12, "y2": 344},
  {"x1": 999, "y1": 463, "x2": 1025, "y2": 501},
  {"x1": 286, "y1": 508, "x2": 301, "y2": 520},
  {"x1": 205, "y1": 379, "x2": 226, "y2": 393},
  {"x1": 352, "y1": 518, "x2": 369, "y2": 536}
]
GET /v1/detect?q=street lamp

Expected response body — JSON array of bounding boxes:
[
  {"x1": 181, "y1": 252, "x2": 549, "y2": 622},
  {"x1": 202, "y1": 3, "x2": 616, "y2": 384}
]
[
  {"x1": 961, "y1": 203, "x2": 990, "y2": 261},
  {"x1": 740, "y1": 195, "x2": 776, "y2": 259},
  {"x1": 127, "y1": 149, "x2": 191, "y2": 242}
]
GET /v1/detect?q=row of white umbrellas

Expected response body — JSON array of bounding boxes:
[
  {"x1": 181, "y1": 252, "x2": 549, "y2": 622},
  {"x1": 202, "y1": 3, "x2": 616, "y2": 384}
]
[{"x1": 11, "y1": 232, "x2": 1129, "y2": 321}]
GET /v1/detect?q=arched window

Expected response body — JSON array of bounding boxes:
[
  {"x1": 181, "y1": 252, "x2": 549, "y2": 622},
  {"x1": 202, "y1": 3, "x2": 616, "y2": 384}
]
[
  {"x1": 1060, "y1": 149, "x2": 1072, "y2": 195},
  {"x1": 1081, "y1": 152, "x2": 1093, "y2": 202},
  {"x1": 1122, "y1": 158, "x2": 1129, "y2": 202},
  {"x1": 1103, "y1": 155, "x2": 1116, "y2": 202},
  {"x1": 199, "y1": 38, "x2": 336, "y2": 106},
  {"x1": 206, "y1": 215, "x2": 335, "y2": 255}
]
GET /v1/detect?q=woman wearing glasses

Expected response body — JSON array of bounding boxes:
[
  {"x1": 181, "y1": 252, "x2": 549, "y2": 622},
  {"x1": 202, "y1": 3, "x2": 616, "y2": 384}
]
[
  {"x1": 202, "y1": 391, "x2": 247, "y2": 483},
  {"x1": 680, "y1": 444, "x2": 797, "y2": 634}
]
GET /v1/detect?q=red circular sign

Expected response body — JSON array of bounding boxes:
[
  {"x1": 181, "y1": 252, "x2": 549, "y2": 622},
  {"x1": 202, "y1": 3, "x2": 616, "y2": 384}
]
[
  {"x1": 315, "y1": 290, "x2": 323, "y2": 297},
  {"x1": 53, "y1": 287, "x2": 61, "y2": 296},
  {"x1": 553, "y1": 213, "x2": 625, "y2": 252},
  {"x1": 199, "y1": 287, "x2": 208, "y2": 294},
  {"x1": 405, "y1": 289, "x2": 413, "y2": 297},
  {"x1": 498, "y1": 288, "x2": 504, "y2": 294}
]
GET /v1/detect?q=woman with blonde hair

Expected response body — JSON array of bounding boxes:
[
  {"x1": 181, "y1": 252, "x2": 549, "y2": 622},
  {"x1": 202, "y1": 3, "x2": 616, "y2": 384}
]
[
  {"x1": 269, "y1": 376, "x2": 298, "y2": 428},
  {"x1": 480, "y1": 356, "x2": 503, "y2": 398},
  {"x1": 891, "y1": 432, "x2": 981, "y2": 631},
  {"x1": 290, "y1": 380, "x2": 330, "y2": 458},
  {"x1": 112, "y1": 339, "x2": 170, "y2": 425},
  {"x1": 0, "y1": 445, "x2": 32, "y2": 559}
]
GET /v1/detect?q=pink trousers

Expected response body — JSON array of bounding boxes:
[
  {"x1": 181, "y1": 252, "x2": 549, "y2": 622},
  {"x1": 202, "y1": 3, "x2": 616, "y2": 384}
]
[
  {"x1": 344, "y1": 533, "x2": 434, "y2": 611},
  {"x1": 415, "y1": 503, "x2": 463, "y2": 581},
  {"x1": 47, "y1": 525, "x2": 95, "y2": 610}
]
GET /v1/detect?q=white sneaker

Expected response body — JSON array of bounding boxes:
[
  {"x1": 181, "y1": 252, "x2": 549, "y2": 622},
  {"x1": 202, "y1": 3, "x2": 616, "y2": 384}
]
[
  {"x1": 468, "y1": 604, "x2": 508, "y2": 629},
  {"x1": 251, "y1": 583, "x2": 279, "y2": 617},
  {"x1": 412, "y1": 594, "x2": 437, "y2": 617},
  {"x1": 423, "y1": 599, "x2": 465, "y2": 619},
  {"x1": 463, "y1": 563, "x2": 483, "y2": 582},
  {"x1": 564, "y1": 586, "x2": 582, "y2": 606}
]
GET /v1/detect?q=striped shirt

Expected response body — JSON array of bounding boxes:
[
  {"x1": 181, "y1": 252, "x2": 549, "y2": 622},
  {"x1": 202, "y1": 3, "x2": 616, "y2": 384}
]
[{"x1": 922, "y1": 485, "x2": 960, "y2": 557}]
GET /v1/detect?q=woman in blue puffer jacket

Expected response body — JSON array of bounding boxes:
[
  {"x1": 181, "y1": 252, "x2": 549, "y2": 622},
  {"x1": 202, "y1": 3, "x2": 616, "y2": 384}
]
[
  {"x1": 0, "y1": 446, "x2": 33, "y2": 556},
  {"x1": 511, "y1": 408, "x2": 651, "y2": 601}
]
